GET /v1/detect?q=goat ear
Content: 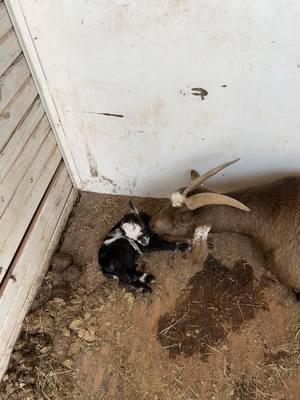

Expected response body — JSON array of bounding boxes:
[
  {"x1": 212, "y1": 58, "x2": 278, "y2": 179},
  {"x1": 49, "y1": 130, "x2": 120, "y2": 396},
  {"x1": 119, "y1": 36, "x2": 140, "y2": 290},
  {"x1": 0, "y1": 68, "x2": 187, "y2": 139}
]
[
  {"x1": 183, "y1": 158, "x2": 240, "y2": 196},
  {"x1": 128, "y1": 200, "x2": 139, "y2": 214},
  {"x1": 189, "y1": 170, "x2": 213, "y2": 194},
  {"x1": 190, "y1": 169, "x2": 200, "y2": 181},
  {"x1": 184, "y1": 192, "x2": 250, "y2": 212}
]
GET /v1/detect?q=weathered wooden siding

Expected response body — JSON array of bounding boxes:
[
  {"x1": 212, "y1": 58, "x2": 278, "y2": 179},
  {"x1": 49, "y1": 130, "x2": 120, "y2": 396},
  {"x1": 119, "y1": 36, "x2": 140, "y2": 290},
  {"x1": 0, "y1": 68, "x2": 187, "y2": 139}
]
[{"x1": 0, "y1": 2, "x2": 76, "y2": 381}]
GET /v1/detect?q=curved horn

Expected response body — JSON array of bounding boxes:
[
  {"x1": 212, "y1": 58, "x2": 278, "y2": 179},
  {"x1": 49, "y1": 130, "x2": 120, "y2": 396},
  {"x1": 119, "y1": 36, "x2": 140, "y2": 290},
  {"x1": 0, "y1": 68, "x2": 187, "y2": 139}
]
[
  {"x1": 190, "y1": 169, "x2": 214, "y2": 194},
  {"x1": 183, "y1": 158, "x2": 240, "y2": 196},
  {"x1": 184, "y1": 192, "x2": 250, "y2": 212}
]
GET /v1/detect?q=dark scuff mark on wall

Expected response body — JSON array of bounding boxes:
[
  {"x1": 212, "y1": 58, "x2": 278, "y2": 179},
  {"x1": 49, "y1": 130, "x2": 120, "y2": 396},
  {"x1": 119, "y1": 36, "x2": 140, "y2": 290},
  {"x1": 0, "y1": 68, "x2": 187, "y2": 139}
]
[
  {"x1": 83, "y1": 111, "x2": 124, "y2": 118},
  {"x1": 86, "y1": 151, "x2": 99, "y2": 177},
  {"x1": 100, "y1": 112, "x2": 124, "y2": 118},
  {"x1": 0, "y1": 111, "x2": 11, "y2": 119},
  {"x1": 179, "y1": 87, "x2": 208, "y2": 100},
  {"x1": 101, "y1": 175, "x2": 114, "y2": 185},
  {"x1": 100, "y1": 175, "x2": 120, "y2": 193},
  {"x1": 191, "y1": 87, "x2": 208, "y2": 100},
  {"x1": 221, "y1": 84, "x2": 227, "y2": 88}
]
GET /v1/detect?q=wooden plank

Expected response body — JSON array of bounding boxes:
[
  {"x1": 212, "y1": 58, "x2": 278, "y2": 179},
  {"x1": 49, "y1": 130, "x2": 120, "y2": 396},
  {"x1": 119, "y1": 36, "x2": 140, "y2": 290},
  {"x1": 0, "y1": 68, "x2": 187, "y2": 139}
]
[
  {"x1": 0, "y1": 135, "x2": 61, "y2": 282},
  {"x1": 0, "y1": 188, "x2": 77, "y2": 381},
  {"x1": 0, "y1": 114, "x2": 50, "y2": 217},
  {"x1": 0, "y1": 163, "x2": 72, "y2": 325},
  {"x1": 0, "y1": 98, "x2": 45, "y2": 183},
  {"x1": 0, "y1": 3, "x2": 12, "y2": 39},
  {"x1": 0, "y1": 187, "x2": 77, "y2": 381},
  {"x1": 0, "y1": 76, "x2": 38, "y2": 152},
  {"x1": 0, "y1": 168, "x2": 76, "y2": 380},
  {"x1": 4, "y1": 0, "x2": 81, "y2": 191},
  {"x1": 0, "y1": 55, "x2": 30, "y2": 113},
  {"x1": 0, "y1": 28, "x2": 22, "y2": 77},
  {"x1": 0, "y1": 165, "x2": 72, "y2": 316}
]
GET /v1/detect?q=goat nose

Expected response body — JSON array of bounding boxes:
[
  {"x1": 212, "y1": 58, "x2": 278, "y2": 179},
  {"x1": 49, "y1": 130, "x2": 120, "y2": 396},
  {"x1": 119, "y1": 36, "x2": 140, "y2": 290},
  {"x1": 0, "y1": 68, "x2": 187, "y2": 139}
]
[
  {"x1": 149, "y1": 219, "x2": 157, "y2": 231},
  {"x1": 149, "y1": 217, "x2": 160, "y2": 232},
  {"x1": 150, "y1": 218, "x2": 167, "y2": 234}
]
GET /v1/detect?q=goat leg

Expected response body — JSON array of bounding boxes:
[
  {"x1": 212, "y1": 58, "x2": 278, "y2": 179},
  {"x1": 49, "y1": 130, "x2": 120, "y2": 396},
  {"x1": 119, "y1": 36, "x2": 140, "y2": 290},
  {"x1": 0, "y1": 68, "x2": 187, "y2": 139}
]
[
  {"x1": 118, "y1": 270, "x2": 155, "y2": 293},
  {"x1": 191, "y1": 225, "x2": 211, "y2": 269},
  {"x1": 144, "y1": 234, "x2": 189, "y2": 253}
]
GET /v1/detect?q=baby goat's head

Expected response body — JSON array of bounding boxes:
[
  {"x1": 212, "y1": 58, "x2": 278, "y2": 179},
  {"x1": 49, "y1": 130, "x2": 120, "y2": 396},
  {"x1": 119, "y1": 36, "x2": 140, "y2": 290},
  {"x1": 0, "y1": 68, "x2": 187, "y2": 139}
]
[
  {"x1": 120, "y1": 201, "x2": 151, "y2": 246},
  {"x1": 150, "y1": 158, "x2": 250, "y2": 242}
]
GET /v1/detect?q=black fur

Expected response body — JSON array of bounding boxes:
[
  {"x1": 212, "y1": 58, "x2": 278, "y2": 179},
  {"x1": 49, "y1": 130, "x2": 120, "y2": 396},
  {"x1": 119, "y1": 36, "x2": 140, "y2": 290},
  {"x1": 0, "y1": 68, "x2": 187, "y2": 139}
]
[
  {"x1": 98, "y1": 205, "x2": 188, "y2": 293},
  {"x1": 294, "y1": 289, "x2": 300, "y2": 301}
]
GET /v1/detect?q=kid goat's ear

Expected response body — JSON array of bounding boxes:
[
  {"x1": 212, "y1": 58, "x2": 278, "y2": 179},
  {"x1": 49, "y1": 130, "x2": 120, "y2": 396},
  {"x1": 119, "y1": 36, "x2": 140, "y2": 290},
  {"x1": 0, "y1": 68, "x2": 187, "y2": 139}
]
[{"x1": 128, "y1": 200, "x2": 139, "y2": 214}]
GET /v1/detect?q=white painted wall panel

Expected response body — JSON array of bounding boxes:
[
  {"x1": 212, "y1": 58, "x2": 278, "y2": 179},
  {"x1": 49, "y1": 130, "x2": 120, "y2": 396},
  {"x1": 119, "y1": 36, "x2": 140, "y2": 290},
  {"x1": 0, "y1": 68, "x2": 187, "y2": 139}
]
[{"x1": 15, "y1": 0, "x2": 300, "y2": 196}]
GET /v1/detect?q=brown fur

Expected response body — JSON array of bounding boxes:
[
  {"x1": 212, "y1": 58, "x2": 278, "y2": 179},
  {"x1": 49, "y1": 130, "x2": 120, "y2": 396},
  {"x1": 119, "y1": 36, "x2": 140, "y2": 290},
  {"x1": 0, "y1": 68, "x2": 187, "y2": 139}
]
[{"x1": 150, "y1": 177, "x2": 300, "y2": 291}]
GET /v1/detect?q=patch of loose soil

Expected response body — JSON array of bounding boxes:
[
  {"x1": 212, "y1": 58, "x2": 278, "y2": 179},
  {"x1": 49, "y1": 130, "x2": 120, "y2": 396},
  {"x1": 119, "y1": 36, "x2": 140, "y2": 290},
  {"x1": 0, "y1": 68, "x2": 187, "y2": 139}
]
[
  {"x1": 158, "y1": 256, "x2": 267, "y2": 359},
  {"x1": 1, "y1": 192, "x2": 300, "y2": 400}
]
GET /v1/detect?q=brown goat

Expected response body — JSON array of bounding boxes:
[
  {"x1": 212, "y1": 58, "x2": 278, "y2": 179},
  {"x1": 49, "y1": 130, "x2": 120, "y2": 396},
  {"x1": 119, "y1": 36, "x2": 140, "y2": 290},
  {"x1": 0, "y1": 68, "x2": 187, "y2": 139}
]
[{"x1": 150, "y1": 159, "x2": 300, "y2": 293}]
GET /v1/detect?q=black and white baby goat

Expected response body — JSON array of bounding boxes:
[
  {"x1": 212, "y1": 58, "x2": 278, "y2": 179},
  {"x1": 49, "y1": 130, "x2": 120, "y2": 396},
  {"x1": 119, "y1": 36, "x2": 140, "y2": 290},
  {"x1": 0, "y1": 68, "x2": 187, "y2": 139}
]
[{"x1": 98, "y1": 202, "x2": 188, "y2": 293}]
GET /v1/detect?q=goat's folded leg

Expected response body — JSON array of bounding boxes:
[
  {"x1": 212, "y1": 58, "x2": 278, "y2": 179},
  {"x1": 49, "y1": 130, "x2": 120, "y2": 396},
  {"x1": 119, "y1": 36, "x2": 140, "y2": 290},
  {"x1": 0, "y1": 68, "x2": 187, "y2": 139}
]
[
  {"x1": 118, "y1": 270, "x2": 155, "y2": 293},
  {"x1": 145, "y1": 234, "x2": 189, "y2": 253},
  {"x1": 294, "y1": 289, "x2": 300, "y2": 301},
  {"x1": 191, "y1": 225, "x2": 211, "y2": 270}
]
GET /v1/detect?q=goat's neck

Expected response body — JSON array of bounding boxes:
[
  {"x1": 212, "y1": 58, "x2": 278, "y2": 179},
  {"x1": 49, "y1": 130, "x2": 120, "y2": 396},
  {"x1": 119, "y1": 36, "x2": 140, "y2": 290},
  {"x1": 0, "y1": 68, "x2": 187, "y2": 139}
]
[
  {"x1": 196, "y1": 205, "x2": 274, "y2": 253},
  {"x1": 196, "y1": 206, "x2": 258, "y2": 238}
]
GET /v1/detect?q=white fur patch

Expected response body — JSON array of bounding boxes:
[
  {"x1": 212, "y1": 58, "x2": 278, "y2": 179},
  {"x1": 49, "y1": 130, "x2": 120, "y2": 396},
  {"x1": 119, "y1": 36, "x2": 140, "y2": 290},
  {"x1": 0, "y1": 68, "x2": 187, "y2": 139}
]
[
  {"x1": 121, "y1": 222, "x2": 142, "y2": 240},
  {"x1": 171, "y1": 191, "x2": 185, "y2": 207},
  {"x1": 140, "y1": 273, "x2": 148, "y2": 283},
  {"x1": 103, "y1": 229, "x2": 123, "y2": 245},
  {"x1": 128, "y1": 239, "x2": 142, "y2": 254},
  {"x1": 193, "y1": 225, "x2": 211, "y2": 241},
  {"x1": 140, "y1": 236, "x2": 150, "y2": 246}
]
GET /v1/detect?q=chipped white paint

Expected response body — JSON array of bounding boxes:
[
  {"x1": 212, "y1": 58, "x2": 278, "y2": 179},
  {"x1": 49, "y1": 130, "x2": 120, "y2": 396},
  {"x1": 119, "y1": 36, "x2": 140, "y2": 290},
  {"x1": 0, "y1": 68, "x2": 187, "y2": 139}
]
[{"x1": 8, "y1": 0, "x2": 300, "y2": 196}]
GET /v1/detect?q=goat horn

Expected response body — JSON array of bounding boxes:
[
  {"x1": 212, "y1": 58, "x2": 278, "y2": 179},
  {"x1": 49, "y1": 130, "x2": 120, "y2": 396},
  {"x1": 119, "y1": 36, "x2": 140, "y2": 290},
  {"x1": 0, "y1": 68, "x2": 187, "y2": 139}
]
[
  {"x1": 190, "y1": 169, "x2": 216, "y2": 194},
  {"x1": 184, "y1": 192, "x2": 250, "y2": 211},
  {"x1": 183, "y1": 158, "x2": 240, "y2": 196}
]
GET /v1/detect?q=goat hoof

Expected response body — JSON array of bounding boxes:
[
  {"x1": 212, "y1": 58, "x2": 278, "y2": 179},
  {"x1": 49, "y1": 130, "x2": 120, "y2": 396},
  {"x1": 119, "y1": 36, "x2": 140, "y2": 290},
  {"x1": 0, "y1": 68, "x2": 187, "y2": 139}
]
[
  {"x1": 144, "y1": 285, "x2": 152, "y2": 294},
  {"x1": 145, "y1": 274, "x2": 156, "y2": 284},
  {"x1": 138, "y1": 285, "x2": 152, "y2": 294},
  {"x1": 176, "y1": 243, "x2": 189, "y2": 252},
  {"x1": 293, "y1": 289, "x2": 300, "y2": 301}
]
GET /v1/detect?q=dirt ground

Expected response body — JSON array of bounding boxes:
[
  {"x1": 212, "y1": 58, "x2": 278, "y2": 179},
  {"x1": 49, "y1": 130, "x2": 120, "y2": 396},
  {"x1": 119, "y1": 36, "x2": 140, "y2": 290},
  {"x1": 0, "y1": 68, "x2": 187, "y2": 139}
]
[{"x1": 1, "y1": 192, "x2": 300, "y2": 400}]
